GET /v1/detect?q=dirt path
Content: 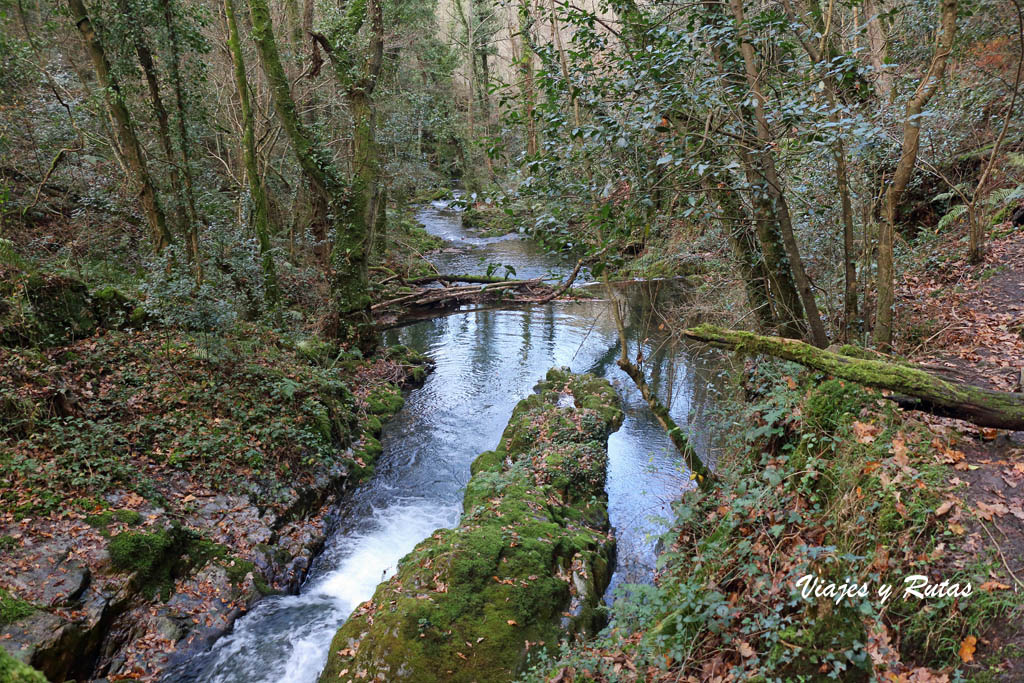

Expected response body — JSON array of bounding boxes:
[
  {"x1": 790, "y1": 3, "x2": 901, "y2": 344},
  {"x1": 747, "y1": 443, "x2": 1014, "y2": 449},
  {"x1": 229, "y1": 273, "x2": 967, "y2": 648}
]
[{"x1": 901, "y1": 231, "x2": 1024, "y2": 680}]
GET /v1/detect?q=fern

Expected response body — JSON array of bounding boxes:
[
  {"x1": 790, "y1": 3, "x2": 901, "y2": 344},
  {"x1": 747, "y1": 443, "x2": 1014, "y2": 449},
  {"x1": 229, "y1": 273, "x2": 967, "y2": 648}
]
[{"x1": 938, "y1": 203, "x2": 968, "y2": 230}]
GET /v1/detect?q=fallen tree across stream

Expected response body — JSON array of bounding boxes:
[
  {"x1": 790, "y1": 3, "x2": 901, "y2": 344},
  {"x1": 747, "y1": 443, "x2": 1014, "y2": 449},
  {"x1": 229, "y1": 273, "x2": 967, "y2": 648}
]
[
  {"x1": 371, "y1": 262, "x2": 585, "y2": 320},
  {"x1": 683, "y1": 324, "x2": 1024, "y2": 430}
]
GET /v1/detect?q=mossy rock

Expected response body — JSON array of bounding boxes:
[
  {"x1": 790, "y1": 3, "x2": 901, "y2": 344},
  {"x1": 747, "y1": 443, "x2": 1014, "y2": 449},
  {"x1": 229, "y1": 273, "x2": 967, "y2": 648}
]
[
  {"x1": 365, "y1": 383, "x2": 404, "y2": 415},
  {"x1": 0, "y1": 648, "x2": 47, "y2": 683},
  {"x1": 108, "y1": 525, "x2": 197, "y2": 600},
  {"x1": 0, "y1": 589, "x2": 35, "y2": 626},
  {"x1": 318, "y1": 369, "x2": 623, "y2": 682}
]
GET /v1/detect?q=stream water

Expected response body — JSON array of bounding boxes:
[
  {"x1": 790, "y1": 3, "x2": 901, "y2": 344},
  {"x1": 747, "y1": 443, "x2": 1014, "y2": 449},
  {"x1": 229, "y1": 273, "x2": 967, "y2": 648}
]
[{"x1": 175, "y1": 201, "x2": 727, "y2": 682}]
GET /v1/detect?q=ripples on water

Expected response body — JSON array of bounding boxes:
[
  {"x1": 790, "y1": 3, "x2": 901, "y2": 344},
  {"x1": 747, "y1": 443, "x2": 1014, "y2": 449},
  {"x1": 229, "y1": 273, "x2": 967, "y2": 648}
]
[{"x1": 175, "y1": 200, "x2": 725, "y2": 682}]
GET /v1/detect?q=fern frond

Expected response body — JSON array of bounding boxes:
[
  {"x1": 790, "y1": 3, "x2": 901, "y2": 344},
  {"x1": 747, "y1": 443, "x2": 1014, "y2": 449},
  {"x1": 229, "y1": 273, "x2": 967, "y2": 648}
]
[{"x1": 938, "y1": 203, "x2": 968, "y2": 231}]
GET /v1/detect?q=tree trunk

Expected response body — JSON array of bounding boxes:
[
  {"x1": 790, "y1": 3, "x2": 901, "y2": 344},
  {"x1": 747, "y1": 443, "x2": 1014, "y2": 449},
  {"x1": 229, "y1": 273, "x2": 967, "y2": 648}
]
[
  {"x1": 226, "y1": 0, "x2": 279, "y2": 303},
  {"x1": 515, "y1": 0, "x2": 538, "y2": 156},
  {"x1": 875, "y1": 0, "x2": 957, "y2": 349},
  {"x1": 68, "y1": 0, "x2": 172, "y2": 252},
  {"x1": 736, "y1": 147, "x2": 808, "y2": 339},
  {"x1": 119, "y1": 0, "x2": 185, "y2": 237},
  {"x1": 160, "y1": 0, "x2": 201, "y2": 278},
  {"x1": 703, "y1": 175, "x2": 776, "y2": 332},
  {"x1": 729, "y1": 0, "x2": 828, "y2": 348},
  {"x1": 685, "y1": 324, "x2": 1024, "y2": 430},
  {"x1": 248, "y1": 0, "x2": 373, "y2": 346},
  {"x1": 861, "y1": 0, "x2": 893, "y2": 99}
]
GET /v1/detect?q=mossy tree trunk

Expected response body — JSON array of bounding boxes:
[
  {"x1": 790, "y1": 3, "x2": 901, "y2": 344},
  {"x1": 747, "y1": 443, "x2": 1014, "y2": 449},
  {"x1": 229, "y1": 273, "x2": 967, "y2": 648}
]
[
  {"x1": 684, "y1": 324, "x2": 1024, "y2": 430},
  {"x1": 248, "y1": 0, "x2": 374, "y2": 347},
  {"x1": 703, "y1": 0, "x2": 806, "y2": 341},
  {"x1": 728, "y1": 0, "x2": 828, "y2": 348},
  {"x1": 159, "y1": 0, "x2": 202, "y2": 280},
  {"x1": 118, "y1": 0, "x2": 186, "y2": 239},
  {"x1": 310, "y1": 0, "x2": 385, "y2": 346},
  {"x1": 225, "y1": 0, "x2": 279, "y2": 304},
  {"x1": 67, "y1": 0, "x2": 173, "y2": 253}
]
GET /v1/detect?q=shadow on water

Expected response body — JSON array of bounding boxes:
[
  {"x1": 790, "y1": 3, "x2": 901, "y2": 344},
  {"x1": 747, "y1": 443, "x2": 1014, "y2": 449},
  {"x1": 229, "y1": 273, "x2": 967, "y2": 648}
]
[{"x1": 174, "y1": 201, "x2": 730, "y2": 682}]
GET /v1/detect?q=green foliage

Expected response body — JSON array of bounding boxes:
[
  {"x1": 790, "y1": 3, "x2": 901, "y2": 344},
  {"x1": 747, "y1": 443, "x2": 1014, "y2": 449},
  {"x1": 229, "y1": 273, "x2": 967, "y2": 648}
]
[
  {"x1": 0, "y1": 323, "x2": 420, "y2": 515},
  {"x1": 804, "y1": 378, "x2": 873, "y2": 431}
]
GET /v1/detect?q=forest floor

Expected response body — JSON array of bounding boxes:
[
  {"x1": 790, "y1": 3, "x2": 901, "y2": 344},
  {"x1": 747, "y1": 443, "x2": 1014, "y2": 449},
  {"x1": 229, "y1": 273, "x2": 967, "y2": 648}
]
[{"x1": 899, "y1": 229, "x2": 1024, "y2": 680}]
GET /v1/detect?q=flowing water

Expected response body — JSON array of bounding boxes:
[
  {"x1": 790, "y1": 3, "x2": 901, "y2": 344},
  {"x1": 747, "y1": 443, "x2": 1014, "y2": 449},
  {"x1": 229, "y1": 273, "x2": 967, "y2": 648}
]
[{"x1": 176, "y1": 201, "x2": 727, "y2": 682}]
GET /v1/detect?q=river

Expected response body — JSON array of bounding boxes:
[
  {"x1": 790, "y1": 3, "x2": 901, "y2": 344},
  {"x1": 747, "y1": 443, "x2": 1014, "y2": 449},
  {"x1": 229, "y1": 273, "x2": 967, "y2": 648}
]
[{"x1": 174, "y1": 200, "x2": 726, "y2": 682}]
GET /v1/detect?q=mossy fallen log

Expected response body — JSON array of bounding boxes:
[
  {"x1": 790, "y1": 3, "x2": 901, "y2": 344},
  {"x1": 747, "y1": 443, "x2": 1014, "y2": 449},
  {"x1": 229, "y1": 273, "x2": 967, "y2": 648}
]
[
  {"x1": 684, "y1": 324, "x2": 1024, "y2": 430},
  {"x1": 318, "y1": 368, "x2": 624, "y2": 683}
]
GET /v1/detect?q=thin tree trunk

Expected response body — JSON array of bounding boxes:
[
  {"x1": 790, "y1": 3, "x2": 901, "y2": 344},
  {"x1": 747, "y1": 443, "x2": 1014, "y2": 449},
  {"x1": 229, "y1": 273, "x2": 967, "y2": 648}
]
[
  {"x1": 875, "y1": 0, "x2": 957, "y2": 349},
  {"x1": 160, "y1": 0, "x2": 201, "y2": 279},
  {"x1": 516, "y1": 0, "x2": 538, "y2": 156},
  {"x1": 729, "y1": 0, "x2": 828, "y2": 347},
  {"x1": 861, "y1": 0, "x2": 893, "y2": 99},
  {"x1": 703, "y1": 175, "x2": 776, "y2": 331},
  {"x1": 781, "y1": 0, "x2": 859, "y2": 338},
  {"x1": 119, "y1": 0, "x2": 185, "y2": 237},
  {"x1": 68, "y1": 0, "x2": 172, "y2": 252},
  {"x1": 226, "y1": 0, "x2": 279, "y2": 303}
]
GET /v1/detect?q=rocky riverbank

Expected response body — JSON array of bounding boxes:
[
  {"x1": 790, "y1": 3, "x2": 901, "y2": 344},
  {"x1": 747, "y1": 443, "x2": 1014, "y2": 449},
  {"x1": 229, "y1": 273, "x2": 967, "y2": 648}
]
[{"x1": 0, "y1": 282, "x2": 430, "y2": 681}]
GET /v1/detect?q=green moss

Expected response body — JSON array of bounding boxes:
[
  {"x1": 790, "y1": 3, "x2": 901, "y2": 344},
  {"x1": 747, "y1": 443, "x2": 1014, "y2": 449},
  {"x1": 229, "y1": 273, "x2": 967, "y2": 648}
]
[
  {"x1": 108, "y1": 526, "x2": 190, "y2": 600},
  {"x1": 0, "y1": 589, "x2": 35, "y2": 626},
  {"x1": 0, "y1": 648, "x2": 47, "y2": 683},
  {"x1": 365, "y1": 383, "x2": 404, "y2": 415},
  {"x1": 318, "y1": 369, "x2": 623, "y2": 682},
  {"x1": 86, "y1": 508, "x2": 143, "y2": 531},
  {"x1": 0, "y1": 535, "x2": 17, "y2": 552},
  {"x1": 805, "y1": 378, "x2": 872, "y2": 431}
]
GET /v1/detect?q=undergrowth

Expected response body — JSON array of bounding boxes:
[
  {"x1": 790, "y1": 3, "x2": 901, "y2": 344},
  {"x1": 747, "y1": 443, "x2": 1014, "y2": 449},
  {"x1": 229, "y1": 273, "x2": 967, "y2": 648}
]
[{"x1": 523, "y1": 361, "x2": 1016, "y2": 681}]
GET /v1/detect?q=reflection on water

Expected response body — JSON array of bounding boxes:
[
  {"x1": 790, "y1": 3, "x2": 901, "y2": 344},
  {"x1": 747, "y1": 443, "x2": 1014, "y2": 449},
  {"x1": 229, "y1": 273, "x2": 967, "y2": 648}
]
[{"x1": 175, "y1": 201, "x2": 727, "y2": 682}]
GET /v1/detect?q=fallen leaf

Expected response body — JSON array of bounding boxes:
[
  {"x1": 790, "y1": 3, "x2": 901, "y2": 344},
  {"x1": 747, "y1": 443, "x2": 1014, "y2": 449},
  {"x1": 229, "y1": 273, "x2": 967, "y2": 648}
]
[
  {"x1": 979, "y1": 580, "x2": 1010, "y2": 591},
  {"x1": 853, "y1": 421, "x2": 880, "y2": 444},
  {"x1": 935, "y1": 500, "x2": 955, "y2": 516},
  {"x1": 959, "y1": 635, "x2": 977, "y2": 663},
  {"x1": 738, "y1": 641, "x2": 756, "y2": 659}
]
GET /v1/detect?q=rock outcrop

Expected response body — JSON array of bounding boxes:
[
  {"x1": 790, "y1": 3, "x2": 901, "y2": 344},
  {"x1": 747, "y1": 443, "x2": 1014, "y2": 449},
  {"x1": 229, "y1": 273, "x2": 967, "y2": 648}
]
[{"x1": 319, "y1": 368, "x2": 623, "y2": 682}]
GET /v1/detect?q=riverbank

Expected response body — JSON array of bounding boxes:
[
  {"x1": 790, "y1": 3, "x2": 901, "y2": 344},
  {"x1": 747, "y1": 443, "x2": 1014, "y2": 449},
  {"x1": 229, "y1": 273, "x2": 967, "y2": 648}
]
[
  {"x1": 0, "y1": 268, "x2": 431, "y2": 679},
  {"x1": 521, "y1": 360, "x2": 1023, "y2": 681}
]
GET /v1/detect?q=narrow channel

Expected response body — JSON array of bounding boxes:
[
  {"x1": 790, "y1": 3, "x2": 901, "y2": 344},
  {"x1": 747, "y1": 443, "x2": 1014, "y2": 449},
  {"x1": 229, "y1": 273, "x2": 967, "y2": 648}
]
[{"x1": 174, "y1": 201, "x2": 725, "y2": 682}]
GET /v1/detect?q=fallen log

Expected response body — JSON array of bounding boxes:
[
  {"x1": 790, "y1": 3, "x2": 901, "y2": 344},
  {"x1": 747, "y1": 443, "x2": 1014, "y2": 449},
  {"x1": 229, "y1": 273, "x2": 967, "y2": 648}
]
[
  {"x1": 403, "y1": 273, "x2": 521, "y2": 286},
  {"x1": 683, "y1": 324, "x2": 1024, "y2": 430},
  {"x1": 371, "y1": 278, "x2": 544, "y2": 312},
  {"x1": 617, "y1": 357, "x2": 715, "y2": 489}
]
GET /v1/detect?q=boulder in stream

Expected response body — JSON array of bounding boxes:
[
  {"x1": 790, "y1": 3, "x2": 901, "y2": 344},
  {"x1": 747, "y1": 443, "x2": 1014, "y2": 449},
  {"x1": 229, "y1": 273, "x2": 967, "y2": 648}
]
[{"x1": 319, "y1": 367, "x2": 623, "y2": 682}]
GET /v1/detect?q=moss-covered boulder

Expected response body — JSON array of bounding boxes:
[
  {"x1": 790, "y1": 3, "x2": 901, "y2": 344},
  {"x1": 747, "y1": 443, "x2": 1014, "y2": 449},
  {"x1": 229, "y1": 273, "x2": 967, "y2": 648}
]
[
  {"x1": 0, "y1": 647, "x2": 47, "y2": 683},
  {"x1": 319, "y1": 368, "x2": 623, "y2": 682},
  {"x1": 0, "y1": 268, "x2": 138, "y2": 347}
]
